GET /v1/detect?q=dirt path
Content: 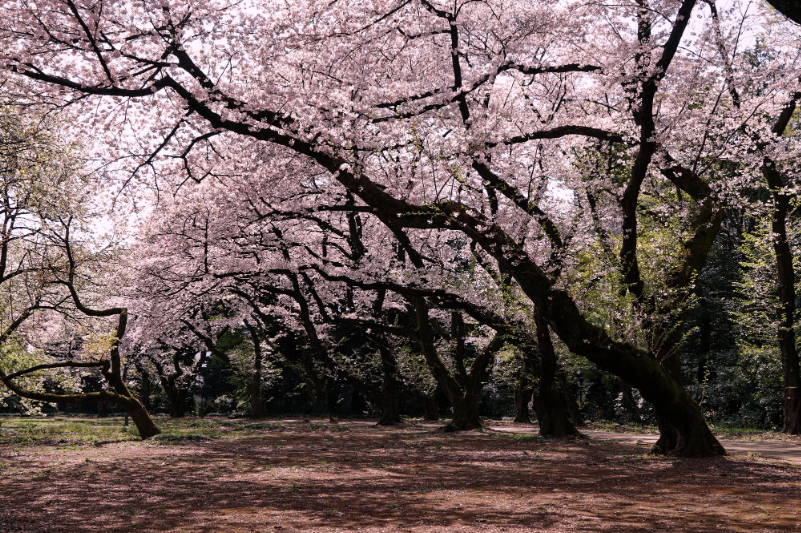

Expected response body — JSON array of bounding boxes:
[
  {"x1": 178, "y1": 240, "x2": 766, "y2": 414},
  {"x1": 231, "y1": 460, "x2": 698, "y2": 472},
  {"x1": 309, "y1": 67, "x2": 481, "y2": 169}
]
[
  {"x1": 485, "y1": 424, "x2": 801, "y2": 463},
  {"x1": 3, "y1": 420, "x2": 801, "y2": 532},
  {"x1": 582, "y1": 430, "x2": 801, "y2": 463}
]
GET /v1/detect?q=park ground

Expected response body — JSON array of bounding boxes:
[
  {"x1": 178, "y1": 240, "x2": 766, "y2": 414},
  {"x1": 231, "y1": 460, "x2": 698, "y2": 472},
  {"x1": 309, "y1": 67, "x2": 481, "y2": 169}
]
[{"x1": 1, "y1": 417, "x2": 800, "y2": 532}]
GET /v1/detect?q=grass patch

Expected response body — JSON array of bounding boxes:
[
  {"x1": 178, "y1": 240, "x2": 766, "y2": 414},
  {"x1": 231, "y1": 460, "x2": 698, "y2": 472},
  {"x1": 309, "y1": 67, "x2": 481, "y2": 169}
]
[
  {"x1": 707, "y1": 424, "x2": 786, "y2": 439},
  {"x1": 511, "y1": 433, "x2": 546, "y2": 444},
  {"x1": 244, "y1": 422, "x2": 283, "y2": 430},
  {"x1": 151, "y1": 433, "x2": 212, "y2": 444},
  {"x1": 0, "y1": 417, "x2": 140, "y2": 444},
  {"x1": 585, "y1": 421, "x2": 659, "y2": 434}
]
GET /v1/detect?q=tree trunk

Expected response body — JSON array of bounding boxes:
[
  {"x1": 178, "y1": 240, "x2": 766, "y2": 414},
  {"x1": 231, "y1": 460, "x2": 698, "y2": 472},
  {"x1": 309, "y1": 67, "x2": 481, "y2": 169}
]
[
  {"x1": 137, "y1": 366, "x2": 152, "y2": 410},
  {"x1": 378, "y1": 387, "x2": 400, "y2": 425},
  {"x1": 409, "y1": 297, "x2": 506, "y2": 430},
  {"x1": 377, "y1": 346, "x2": 401, "y2": 425},
  {"x1": 122, "y1": 397, "x2": 161, "y2": 439},
  {"x1": 534, "y1": 313, "x2": 579, "y2": 438},
  {"x1": 415, "y1": 391, "x2": 439, "y2": 420},
  {"x1": 451, "y1": 390, "x2": 482, "y2": 429},
  {"x1": 619, "y1": 379, "x2": 640, "y2": 424},
  {"x1": 0, "y1": 375, "x2": 161, "y2": 440},
  {"x1": 513, "y1": 346, "x2": 536, "y2": 424},
  {"x1": 250, "y1": 376, "x2": 265, "y2": 419},
  {"x1": 764, "y1": 164, "x2": 801, "y2": 434},
  {"x1": 559, "y1": 371, "x2": 583, "y2": 425},
  {"x1": 514, "y1": 380, "x2": 534, "y2": 424},
  {"x1": 247, "y1": 321, "x2": 266, "y2": 419},
  {"x1": 327, "y1": 383, "x2": 339, "y2": 421},
  {"x1": 651, "y1": 389, "x2": 725, "y2": 456},
  {"x1": 169, "y1": 391, "x2": 188, "y2": 418}
]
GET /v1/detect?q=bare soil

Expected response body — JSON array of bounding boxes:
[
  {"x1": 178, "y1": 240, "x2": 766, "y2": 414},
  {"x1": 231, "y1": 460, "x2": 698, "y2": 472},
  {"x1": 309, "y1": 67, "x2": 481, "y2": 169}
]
[{"x1": 1, "y1": 420, "x2": 800, "y2": 532}]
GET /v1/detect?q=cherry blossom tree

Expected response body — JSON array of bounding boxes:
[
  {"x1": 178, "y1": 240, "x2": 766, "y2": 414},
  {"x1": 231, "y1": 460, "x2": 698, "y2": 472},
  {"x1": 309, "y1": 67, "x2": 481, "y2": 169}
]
[
  {"x1": 0, "y1": 103, "x2": 160, "y2": 438},
  {"x1": 5, "y1": 0, "x2": 801, "y2": 455}
]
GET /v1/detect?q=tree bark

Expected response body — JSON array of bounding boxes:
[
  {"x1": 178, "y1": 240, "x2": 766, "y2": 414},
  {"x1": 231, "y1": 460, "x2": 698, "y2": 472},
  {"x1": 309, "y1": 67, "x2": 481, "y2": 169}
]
[
  {"x1": 513, "y1": 348, "x2": 536, "y2": 424},
  {"x1": 414, "y1": 390, "x2": 439, "y2": 420},
  {"x1": 136, "y1": 364, "x2": 152, "y2": 410},
  {"x1": 619, "y1": 379, "x2": 640, "y2": 424},
  {"x1": 377, "y1": 345, "x2": 401, "y2": 425},
  {"x1": 245, "y1": 321, "x2": 266, "y2": 419},
  {"x1": 758, "y1": 97, "x2": 801, "y2": 432},
  {"x1": 169, "y1": 391, "x2": 189, "y2": 418},
  {"x1": 534, "y1": 313, "x2": 579, "y2": 438},
  {"x1": 559, "y1": 371, "x2": 583, "y2": 425},
  {"x1": 514, "y1": 380, "x2": 534, "y2": 424},
  {"x1": 763, "y1": 160, "x2": 801, "y2": 434},
  {"x1": 409, "y1": 296, "x2": 504, "y2": 430}
]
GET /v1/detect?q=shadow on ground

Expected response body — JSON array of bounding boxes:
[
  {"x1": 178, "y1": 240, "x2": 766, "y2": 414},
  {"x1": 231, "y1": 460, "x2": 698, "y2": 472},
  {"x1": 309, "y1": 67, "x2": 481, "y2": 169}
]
[{"x1": 1, "y1": 421, "x2": 799, "y2": 532}]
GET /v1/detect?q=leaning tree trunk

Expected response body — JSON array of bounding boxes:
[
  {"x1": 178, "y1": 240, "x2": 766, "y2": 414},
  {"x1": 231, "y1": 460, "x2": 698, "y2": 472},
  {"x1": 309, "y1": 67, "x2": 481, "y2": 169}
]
[
  {"x1": 118, "y1": 395, "x2": 162, "y2": 439},
  {"x1": 0, "y1": 305, "x2": 162, "y2": 440},
  {"x1": 651, "y1": 386, "x2": 725, "y2": 456},
  {"x1": 0, "y1": 365, "x2": 161, "y2": 440},
  {"x1": 534, "y1": 313, "x2": 579, "y2": 438},
  {"x1": 646, "y1": 312, "x2": 726, "y2": 457}
]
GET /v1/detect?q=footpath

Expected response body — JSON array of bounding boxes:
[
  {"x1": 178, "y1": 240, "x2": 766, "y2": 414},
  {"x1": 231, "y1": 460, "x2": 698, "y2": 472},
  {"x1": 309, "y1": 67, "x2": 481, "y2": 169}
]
[{"x1": 488, "y1": 424, "x2": 801, "y2": 463}]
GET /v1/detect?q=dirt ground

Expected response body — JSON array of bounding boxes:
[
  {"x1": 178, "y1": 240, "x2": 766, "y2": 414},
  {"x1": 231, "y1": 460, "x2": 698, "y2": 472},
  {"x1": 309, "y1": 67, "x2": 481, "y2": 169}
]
[{"x1": 1, "y1": 419, "x2": 800, "y2": 532}]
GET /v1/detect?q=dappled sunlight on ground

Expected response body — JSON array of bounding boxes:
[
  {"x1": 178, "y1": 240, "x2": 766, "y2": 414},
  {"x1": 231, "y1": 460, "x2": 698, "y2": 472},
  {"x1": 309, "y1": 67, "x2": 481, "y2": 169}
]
[{"x1": 1, "y1": 419, "x2": 800, "y2": 532}]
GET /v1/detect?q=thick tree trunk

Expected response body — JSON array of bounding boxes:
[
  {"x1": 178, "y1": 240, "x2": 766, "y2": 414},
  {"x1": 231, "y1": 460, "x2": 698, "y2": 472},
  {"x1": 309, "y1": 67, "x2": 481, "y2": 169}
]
[
  {"x1": 409, "y1": 297, "x2": 506, "y2": 430},
  {"x1": 415, "y1": 391, "x2": 439, "y2": 420},
  {"x1": 652, "y1": 391, "x2": 725, "y2": 456},
  {"x1": 536, "y1": 390, "x2": 578, "y2": 438},
  {"x1": 534, "y1": 313, "x2": 579, "y2": 438},
  {"x1": 514, "y1": 381, "x2": 534, "y2": 424},
  {"x1": 559, "y1": 371, "x2": 583, "y2": 425},
  {"x1": 452, "y1": 390, "x2": 482, "y2": 429},
  {"x1": 122, "y1": 397, "x2": 161, "y2": 439},
  {"x1": 410, "y1": 296, "x2": 482, "y2": 429},
  {"x1": 646, "y1": 305, "x2": 725, "y2": 456},
  {"x1": 169, "y1": 391, "x2": 189, "y2": 418}
]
